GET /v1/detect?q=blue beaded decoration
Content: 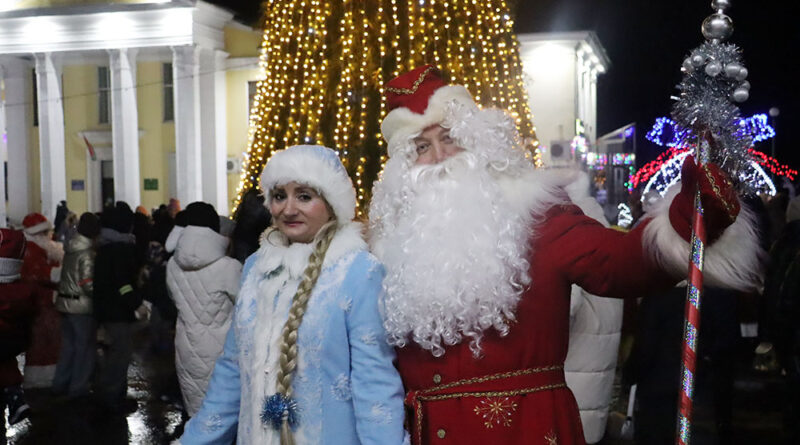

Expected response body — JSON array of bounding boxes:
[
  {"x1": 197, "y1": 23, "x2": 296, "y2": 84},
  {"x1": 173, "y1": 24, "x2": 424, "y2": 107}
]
[{"x1": 261, "y1": 393, "x2": 300, "y2": 430}]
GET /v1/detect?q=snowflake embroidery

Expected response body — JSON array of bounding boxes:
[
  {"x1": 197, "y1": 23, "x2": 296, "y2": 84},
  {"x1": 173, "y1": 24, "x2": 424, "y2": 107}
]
[
  {"x1": 545, "y1": 429, "x2": 558, "y2": 445},
  {"x1": 330, "y1": 374, "x2": 352, "y2": 401},
  {"x1": 473, "y1": 397, "x2": 518, "y2": 429},
  {"x1": 369, "y1": 402, "x2": 391, "y2": 424},
  {"x1": 359, "y1": 330, "x2": 378, "y2": 345},
  {"x1": 339, "y1": 297, "x2": 353, "y2": 312},
  {"x1": 200, "y1": 413, "x2": 223, "y2": 433}
]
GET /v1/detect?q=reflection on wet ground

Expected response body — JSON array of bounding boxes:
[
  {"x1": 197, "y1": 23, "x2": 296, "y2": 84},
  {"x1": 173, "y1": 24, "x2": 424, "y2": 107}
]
[{"x1": 4, "y1": 326, "x2": 187, "y2": 445}]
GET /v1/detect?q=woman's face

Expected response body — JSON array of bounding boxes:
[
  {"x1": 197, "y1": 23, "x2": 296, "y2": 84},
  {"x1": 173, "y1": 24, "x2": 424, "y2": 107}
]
[{"x1": 269, "y1": 182, "x2": 332, "y2": 243}]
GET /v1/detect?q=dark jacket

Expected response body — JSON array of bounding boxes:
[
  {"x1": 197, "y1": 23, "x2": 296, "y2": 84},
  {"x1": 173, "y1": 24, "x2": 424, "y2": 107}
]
[{"x1": 93, "y1": 228, "x2": 142, "y2": 322}]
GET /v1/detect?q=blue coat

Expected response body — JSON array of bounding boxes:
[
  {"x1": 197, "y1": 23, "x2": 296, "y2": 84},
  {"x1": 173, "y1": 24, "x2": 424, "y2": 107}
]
[{"x1": 180, "y1": 223, "x2": 407, "y2": 444}]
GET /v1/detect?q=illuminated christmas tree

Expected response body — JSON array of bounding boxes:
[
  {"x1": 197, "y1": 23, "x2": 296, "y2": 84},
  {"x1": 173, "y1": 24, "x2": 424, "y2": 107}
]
[{"x1": 232, "y1": 0, "x2": 539, "y2": 215}]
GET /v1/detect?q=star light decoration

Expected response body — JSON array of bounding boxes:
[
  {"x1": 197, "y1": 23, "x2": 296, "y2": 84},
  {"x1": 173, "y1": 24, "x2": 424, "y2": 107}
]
[
  {"x1": 631, "y1": 113, "x2": 795, "y2": 198},
  {"x1": 233, "y1": 0, "x2": 539, "y2": 216}
]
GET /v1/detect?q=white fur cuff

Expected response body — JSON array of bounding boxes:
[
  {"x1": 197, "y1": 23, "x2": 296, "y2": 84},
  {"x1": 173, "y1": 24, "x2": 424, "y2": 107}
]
[{"x1": 642, "y1": 189, "x2": 765, "y2": 292}]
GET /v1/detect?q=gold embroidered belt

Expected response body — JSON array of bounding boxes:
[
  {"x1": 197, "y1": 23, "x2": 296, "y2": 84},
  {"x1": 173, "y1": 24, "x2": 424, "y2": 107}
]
[{"x1": 404, "y1": 365, "x2": 567, "y2": 444}]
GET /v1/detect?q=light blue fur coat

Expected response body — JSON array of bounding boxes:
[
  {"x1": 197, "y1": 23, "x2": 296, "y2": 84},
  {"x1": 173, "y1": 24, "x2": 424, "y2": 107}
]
[{"x1": 180, "y1": 222, "x2": 408, "y2": 444}]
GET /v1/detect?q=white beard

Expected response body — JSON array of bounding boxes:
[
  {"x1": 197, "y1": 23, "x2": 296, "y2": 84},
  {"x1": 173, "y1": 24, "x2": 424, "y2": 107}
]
[{"x1": 370, "y1": 151, "x2": 533, "y2": 357}]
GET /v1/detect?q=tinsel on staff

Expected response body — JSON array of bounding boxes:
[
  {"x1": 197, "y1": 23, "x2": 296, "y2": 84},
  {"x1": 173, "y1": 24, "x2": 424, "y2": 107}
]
[{"x1": 670, "y1": 1, "x2": 751, "y2": 444}]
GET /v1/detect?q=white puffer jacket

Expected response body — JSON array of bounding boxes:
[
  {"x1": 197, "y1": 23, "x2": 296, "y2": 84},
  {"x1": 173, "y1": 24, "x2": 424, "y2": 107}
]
[
  {"x1": 166, "y1": 225, "x2": 242, "y2": 416},
  {"x1": 564, "y1": 174, "x2": 624, "y2": 444}
]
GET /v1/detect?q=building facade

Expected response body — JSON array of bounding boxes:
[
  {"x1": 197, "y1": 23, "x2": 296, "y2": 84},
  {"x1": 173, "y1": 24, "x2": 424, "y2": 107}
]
[
  {"x1": 0, "y1": 0, "x2": 261, "y2": 224},
  {"x1": 518, "y1": 32, "x2": 610, "y2": 167}
]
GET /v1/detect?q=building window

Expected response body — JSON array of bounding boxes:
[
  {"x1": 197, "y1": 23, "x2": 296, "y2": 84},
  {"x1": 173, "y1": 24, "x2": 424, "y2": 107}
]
[
  {"x1": 32, "y1": 69, "x2": 38, "y2": 127},
  {"x1": 163, "y1": 63, "x2": 174, "y2": 122},
  {"x1": 248, "y1": 80, "x2": 259, "y2": 120},
  {"x1": 98, "y1": 66, "x2": 111, "y2": 124}
]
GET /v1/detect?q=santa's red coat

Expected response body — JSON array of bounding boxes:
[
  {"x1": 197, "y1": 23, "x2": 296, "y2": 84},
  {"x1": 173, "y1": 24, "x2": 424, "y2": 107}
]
[{"x1": 396, "y1": 204, "x2": 678, "y2": 445}]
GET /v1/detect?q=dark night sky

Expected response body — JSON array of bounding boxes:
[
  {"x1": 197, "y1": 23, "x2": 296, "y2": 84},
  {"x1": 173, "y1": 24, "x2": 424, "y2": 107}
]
[{"x1": 210, "y1": 0, "x2": 799, "y2": 172}]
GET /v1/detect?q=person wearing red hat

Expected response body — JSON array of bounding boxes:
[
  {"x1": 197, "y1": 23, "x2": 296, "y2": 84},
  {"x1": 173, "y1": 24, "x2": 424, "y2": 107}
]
[
  {"x1": 368, "y1": 66, "x2": 765, "y2": 445},
  {"x1": 0, "y1": 228, "x2": 48, "y2": 426},
  {"x1": 20, "y1": 212, "x2": 64, "y2": 389}
]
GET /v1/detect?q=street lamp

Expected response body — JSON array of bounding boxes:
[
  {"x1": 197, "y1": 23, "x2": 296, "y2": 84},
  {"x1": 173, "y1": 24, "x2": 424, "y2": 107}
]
[{"x1": 769, "y1": 107, "x2": 780, "y2": 160}]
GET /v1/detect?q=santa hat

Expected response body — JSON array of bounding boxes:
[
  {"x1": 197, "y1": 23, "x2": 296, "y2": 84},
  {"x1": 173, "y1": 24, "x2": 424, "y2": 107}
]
[
  {"x1": 22, "y1": 212, "x2": 53, "y2": 236},
  {"x1": 0, "y1": 228, "x2": 26, "y2": 283},
  {"x1": 260, "y1": 145, "x2": 356, "y2": 224},
  {"x1": 381, "y1": 65, "x2": 479, "y2": 156}
]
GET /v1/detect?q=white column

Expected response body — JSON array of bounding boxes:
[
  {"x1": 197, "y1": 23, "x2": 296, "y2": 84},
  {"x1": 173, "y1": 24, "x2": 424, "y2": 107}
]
[
  {"x1": 33, "y1": 53, "x2": 67, "y2": 222},
  {"x1": 589, "y1": 69, "x2": 598, "y2": 142},
  {"x1": 171, "y1": 45, "x2": 202, "y2": 205},
  {"x1": 199, "y1": 48, "x2": 229, "y2": 215},
  {"x1": 109, "y1": 48, "x2": 141, "y2": 207},
  {"x1": 0, "y1": 67, "x2": 6, "y2": 227},
  {"x1": 1, "y1": 58, "x2": 32, "y2": 226}
]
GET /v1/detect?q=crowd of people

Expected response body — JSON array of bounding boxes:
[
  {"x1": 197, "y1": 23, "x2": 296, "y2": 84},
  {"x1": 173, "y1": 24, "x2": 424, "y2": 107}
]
[
  {"x1": 0, "y1": 195, "x2": 271, "y2": 427},
  {"x1": 1, "y1": 65, "x2": 797, "y2": 445}
]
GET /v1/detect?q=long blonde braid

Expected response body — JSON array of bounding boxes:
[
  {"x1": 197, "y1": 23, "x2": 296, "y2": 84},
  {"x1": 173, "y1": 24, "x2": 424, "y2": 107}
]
[{"x1": 274, "y1": 221, "x2": 338, "y2": 444}]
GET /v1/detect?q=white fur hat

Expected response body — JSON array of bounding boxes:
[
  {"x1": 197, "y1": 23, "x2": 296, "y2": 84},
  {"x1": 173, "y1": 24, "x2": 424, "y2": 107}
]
[{"x1": 260, "y1": 145, "x2": 356, "y2": 223}]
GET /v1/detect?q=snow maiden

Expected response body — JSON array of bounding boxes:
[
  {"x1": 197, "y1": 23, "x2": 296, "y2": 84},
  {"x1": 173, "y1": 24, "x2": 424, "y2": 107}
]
[{"x1": 180, "y1": 145, "x2": 408, "y2": 445}]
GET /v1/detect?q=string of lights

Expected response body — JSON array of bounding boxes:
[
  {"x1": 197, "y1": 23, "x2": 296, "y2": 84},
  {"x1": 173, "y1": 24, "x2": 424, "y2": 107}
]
[{"x1": 232, "y1": 0, "x2": 540, "y2": 216}]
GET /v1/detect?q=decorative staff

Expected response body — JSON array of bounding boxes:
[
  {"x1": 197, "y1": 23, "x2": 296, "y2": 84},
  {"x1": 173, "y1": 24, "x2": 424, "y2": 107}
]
[{"x1": 670, "y1": 1, "x2": 754, "y2": 444}]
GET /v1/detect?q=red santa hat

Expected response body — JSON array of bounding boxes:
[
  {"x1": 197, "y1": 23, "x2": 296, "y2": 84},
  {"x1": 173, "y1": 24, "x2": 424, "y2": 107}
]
[
  {"x1": 381, "y1": 65, "x2": 479, "y2": 156},
  {"x1": 22, "y1": 212, "x2": 53, "y2": 236},
  {"x1": 0, "y1": 228, "x2": 26, "y2": 283}
]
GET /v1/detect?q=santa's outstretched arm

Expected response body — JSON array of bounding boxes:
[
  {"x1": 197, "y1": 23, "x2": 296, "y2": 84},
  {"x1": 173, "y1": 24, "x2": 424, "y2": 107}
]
[{"x1": 535, "y1": 158, "x2": 764, "y2": 298}]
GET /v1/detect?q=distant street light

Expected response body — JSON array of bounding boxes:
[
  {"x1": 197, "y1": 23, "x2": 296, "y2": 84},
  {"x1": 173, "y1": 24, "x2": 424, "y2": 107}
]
[{"x1": 768, "y1": 107, "x2": 779, "y2": 160}]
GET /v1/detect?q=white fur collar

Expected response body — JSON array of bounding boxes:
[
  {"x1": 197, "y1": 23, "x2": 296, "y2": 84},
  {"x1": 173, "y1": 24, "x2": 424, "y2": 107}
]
[
  {"x1": 495, "y1": 167, "x2": 574, "y2": 223},
  {"x1": 254, "y1": 222, "x2": 367, "y2": 279}
]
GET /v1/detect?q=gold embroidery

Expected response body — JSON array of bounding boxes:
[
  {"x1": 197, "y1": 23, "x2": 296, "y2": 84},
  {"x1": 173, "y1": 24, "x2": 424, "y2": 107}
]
[
  {"x1": 385, "y1": 66, "x2": 436, "y2": 95},
  {"x1": 474, "y1": 397, "x2": 518, "y2": 428},
  {"x1": 408, "y1": 365, "x2": 565, "y2": 445},
  {"x1": 702, "y1": 166, "x2": 736, "y2": 221},
  {"x1": 413, "y1": 382, "x2": 567, "y2": 444},
  {"x1": 545, "y1": 429, "x2": 558, "y2": 445}
]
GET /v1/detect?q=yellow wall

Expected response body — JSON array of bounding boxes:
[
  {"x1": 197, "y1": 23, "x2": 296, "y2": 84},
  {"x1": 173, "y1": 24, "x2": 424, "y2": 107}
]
[
  {"x1": 225, "y1": 67, "x2": 261, "y2": 212},
  {"x1": 62, "y1": 64, "x2": 98, "y2": 213},
  {"x1": 137, "y1": 61, "x2": 173, "y2": 211},
  {"x1": 224, "y1": 26, "x2": 262, "y2": 59}
]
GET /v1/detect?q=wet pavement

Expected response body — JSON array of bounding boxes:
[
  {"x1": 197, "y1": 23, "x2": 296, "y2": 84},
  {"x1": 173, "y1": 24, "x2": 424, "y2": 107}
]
[
  {"x1": 3, "y1": 326, "x2": 792, "y2": 444},
  {"x1": 4, "y1": 325, "x2": 188, "y2": 445}
]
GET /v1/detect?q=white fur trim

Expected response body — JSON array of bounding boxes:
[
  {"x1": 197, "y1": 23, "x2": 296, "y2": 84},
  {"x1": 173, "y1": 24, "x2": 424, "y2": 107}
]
[
  {"x1": 381, "y1": 85, "x2": 478, "y2": 156},
  {"x1": 0, "y1": 258, "x2": 22, "y2": 283},
  {"x1": 642, "y1": 188, "x2": 765, "y2": 292},
  {"x1": 23, "y1": 364, "x2": 56, "y2": 388},
  {"x1": 23, "y1": 221, "x2": 52, "y2": 235},
  {"x1": 257, "y1": 221, "x2": 367, "y2": 274},
  {"x1": 260, "y1": 145, "x2": 356, "y2": 223},
  {"x1": 496, "y1": 167, "x2": 574, "y2": 222}
]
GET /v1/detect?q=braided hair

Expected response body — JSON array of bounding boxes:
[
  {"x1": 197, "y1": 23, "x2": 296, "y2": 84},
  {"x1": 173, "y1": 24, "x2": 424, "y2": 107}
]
[{"x1": 274, "y1": 220, "x2": 338, "y2": 444}]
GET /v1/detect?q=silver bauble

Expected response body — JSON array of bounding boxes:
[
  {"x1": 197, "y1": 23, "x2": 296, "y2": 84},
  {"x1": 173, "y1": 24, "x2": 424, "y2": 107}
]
[
  {"x1": 711, "y1": 0, "x2": 731, "y2": 12},
  {"x1": 735, "y1": 67, "x2": 748, "y2": 81},
  {"x1": 732, "y1": 88, "x2": 749, "y2": 102},
  {"x1": 724, "y1": 62, "x2": 742, "y2": 77},
  {"x1": 702, "y1": 13, "x2": 734, "y2": 42},
  {"x1": 691, "y1": 54, "x2": 706, "y2": 67},
  {"x1": 740, "y1": 80, "x2": 751, "y2": 90},
  {"x1": 682, "y1": 58, "x2": 695, "y2": 73},
  {"x1": 705, "y1": 61, "x2": 723, "y2": 77}
]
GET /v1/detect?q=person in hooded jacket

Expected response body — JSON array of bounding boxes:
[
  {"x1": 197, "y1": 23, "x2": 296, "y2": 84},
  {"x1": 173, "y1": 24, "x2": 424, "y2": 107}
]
[
  {"x1": 93, "y1": 202, "x2": 143, "y2": 413},
  {"x1": 166, "y1": 202, "x2": 242, "y2": 417},
  {"x1": 52, "y1": 213, "x2": 101, "y2": 400}
]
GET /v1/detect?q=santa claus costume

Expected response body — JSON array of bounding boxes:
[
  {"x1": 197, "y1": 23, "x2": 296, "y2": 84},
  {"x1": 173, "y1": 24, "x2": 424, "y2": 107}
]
[
  {"x1": 369, "y1": 66, "x2": 764, "y2": 445},
  {"x1": 0, "y1": 228, "x2": 45, "y2": 425},
  {"x1": 20, "y1": 212, "x2": 64, "y2": 388}
]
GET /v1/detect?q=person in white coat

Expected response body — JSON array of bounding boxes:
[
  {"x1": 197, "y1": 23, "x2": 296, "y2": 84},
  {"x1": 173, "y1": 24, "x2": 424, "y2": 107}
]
[
  {"x1": 563, "y1": 173, "x2": 624, "y2": 444},
  {"x1": 166, "y1": 202, "x2": 242, "y2": 416}
]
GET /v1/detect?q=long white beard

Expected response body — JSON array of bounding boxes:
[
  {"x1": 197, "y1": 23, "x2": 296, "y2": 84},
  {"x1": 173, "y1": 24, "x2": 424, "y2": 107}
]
[{"x1": 370, "y1": 152, "x2": 532, "y2": 357}]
